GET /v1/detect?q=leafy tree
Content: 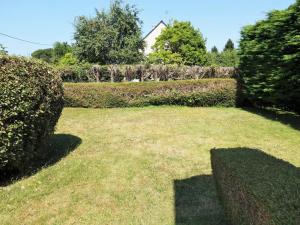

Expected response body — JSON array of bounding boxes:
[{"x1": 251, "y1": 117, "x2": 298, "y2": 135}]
[
  {"x1": 148, "y1": 21, "x2": 207, "y2": 66},
  {"x1": 206, "y1": 50, "x2": 239, "y2": 67},
  {"x1": 211, "y1": 46, "x2": 219, "y2": 54},
  {"x1": 31, "y1": 48, "x2": 53, "y2": 63},
  {"x1": 219, "y1": 50, "x2": 239, "y2": 67},
  {"x1": 53, "y1": 42, "x2": 72, "y2": 63},
  {"x1": 74, "y1": 0, "x2": 144, "y2": 64},
  {"x1": 224, "y1": 39, "x2": 234, "y2": 51},
  {"x1": 0, "y1": 44, "x2": 8, "y2": 55},
  {"x1": 147, "y1": 51, "x2": 183, "y2": 65},
  {"x1": 58, "y1": 53, "x2": 78, "y2": 66},
  {"x1": 206, "y1": 52, "x2": 219, "y2": 67},
  {"x1": 239, "y1": 0, "x2": 300, "y2": 113},
  {"x1": 31, "y1": 42, "x2": 72, "y2": 63}
]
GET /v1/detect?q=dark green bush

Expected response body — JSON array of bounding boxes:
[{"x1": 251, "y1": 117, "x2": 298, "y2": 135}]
[
  {"x1": 211, "y1": 148, "x2": 300, "y2": 225},
  {"x1": 0, "y1": 56, "x2": 64, "y2": 173},
  {"x1": 64, "y1": 79, "x2": 238, "y2": 108},
  {"x1": 239, "y1": 0, "x2": 300, "y2": 113}
]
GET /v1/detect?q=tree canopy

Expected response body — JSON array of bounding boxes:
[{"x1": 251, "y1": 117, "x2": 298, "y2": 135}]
[
  {"x1": 52, "y1": 42, "x2": 72, "y2": 63},
  {"x1": 74, "y1": 0, "x2": 144, "y2": 65},
  {"x1": 224, "y1": 39, "x2": 234, "y2": 51},
  {"x1": 206, "y1": 50, "x2": 239, "y2": 67},
  {"x1": 31, "y1": 42, "x2": 72, "y2": 63},
  {"x1": 211, "y1": 46, "x2": 219, "y2": 54},
  {"x1": 147, "y1": 21, "x2": 207, "y2": 66},
  {"x1": 239, "y1": 0, "x2": 300, "y2": 113},
  {"x1": 58, "y1": 53, "x2": 78, "y2": 66},
  {"x1": 31, "y1": 48, "x2": 53, "y2": 63}
]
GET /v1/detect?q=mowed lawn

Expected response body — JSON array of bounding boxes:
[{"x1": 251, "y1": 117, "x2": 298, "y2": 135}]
[{"x1": 1, "y1": 107, "x2": 300, "y2": 225}]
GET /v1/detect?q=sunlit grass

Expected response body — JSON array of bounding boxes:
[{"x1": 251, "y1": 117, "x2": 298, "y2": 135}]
[{"x1": 0, "y1": 107, "x2": 299, "y2": 225}]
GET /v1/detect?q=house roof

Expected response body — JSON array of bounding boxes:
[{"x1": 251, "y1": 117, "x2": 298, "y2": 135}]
[{"x1": 143, "y1": 20, "x2": 167, "y2": 40}]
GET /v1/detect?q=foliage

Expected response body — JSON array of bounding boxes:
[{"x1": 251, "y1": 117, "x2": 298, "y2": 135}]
[
  {"x1": 57, "y1": 64, "x2": 238, "y2": 82},
  {"x1": 211, "y1": 46, "x2": 219, "y2": 54},
  {"x1": 31, "y1": 48, "x2": 53, "y2": 63},
  {"x1": 219, "y1": 50, "x2": 239, "y2": 67},
  {"x1": 52, "y1": 42, "x2": 72, "y2": 63},
  {"x1": 211, "y1": 148, "x2": 300, "y2": 225},
  {"x1": 56, "y1": 62, "x2": 93, "y2": 82},
  {"x1": 147, "y1": 21, "x2": 207, "y2": 66},
  {"x1": 0, "y1": 55, "x2": 64, "y2": 173},
  {"x1": 74, "y1": 0, "x2": 144, "y2": 64},
  {"x1": 31, "y1": 42, "x2": 72, "y2": 64},
  {"x1": 239, "y1": 0, "x2": 300, "y2": 113},
  {"x1": 0, "y1": 44, "x2": 8, "y2": 55},
  {"x1": 223, "y1": 39, "x2": 234, "y2": 51},
  {"x1": 64, "y1": 79, "x2": 238, "y2": 108},
  {"x1": 0, "y1": 107, "x2": 299, "y2": 224},
  {"x1": 206, "y1": 50, "x2": 239, "y2": 67},
  {"x1": 58, "y1": 53, "x2": 78, "y2": 66},
  {"x1": 147, "y1": 51, "x2": 183, "y2": 65}
]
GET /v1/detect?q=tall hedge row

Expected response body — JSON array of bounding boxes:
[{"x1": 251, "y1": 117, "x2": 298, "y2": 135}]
[
  {"x1": 64, "y1": 79, "x2": 238, "y2": 108},
  {"x1": 211, "y1": 148, "x2": 300, "y2": 225},
  {"x1": 0, "y1": 56, "x2": 64, "y2": 173},
  {"x1": 239, "y1": 0, "x2": 300, "y2": 113},
  {"x1": 58, "y1": 64, "x2": 238, "y2": 83}
]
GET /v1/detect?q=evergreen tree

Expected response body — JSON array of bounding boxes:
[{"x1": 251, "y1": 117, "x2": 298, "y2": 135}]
[
  {"x1": 211, "y1": 46, "x2": 218, "y2": 54},
  {"x1": 239, "y1": 0, "x2": 300, "y2": 113},
  {"x1": 224, "y1": 39, "x2": 234, "y2": 51}
]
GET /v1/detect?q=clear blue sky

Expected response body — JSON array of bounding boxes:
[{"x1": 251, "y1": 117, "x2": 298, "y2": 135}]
[{"x1": 0, "y1": 0, "x2": 295, "y2": 56}]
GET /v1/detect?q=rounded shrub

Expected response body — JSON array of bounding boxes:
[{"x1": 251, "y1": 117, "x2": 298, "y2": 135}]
[{"x1": 0, "y1": 56, "x2": 64, "y2": 173}]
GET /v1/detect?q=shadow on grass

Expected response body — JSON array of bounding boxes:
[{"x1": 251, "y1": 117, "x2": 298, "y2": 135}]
[
  {"x1": 174, "y1": 175, "x2": 228, "y2": 225},
  {"x1": 0, "y1": 134, "x2": 82, "y2": 186},
  {"x1": 243, "y1": 107, "x2": 300, "y2": 131},
  {"x1": 210, "y1": 147, "x2": 300, "y2": 225}
]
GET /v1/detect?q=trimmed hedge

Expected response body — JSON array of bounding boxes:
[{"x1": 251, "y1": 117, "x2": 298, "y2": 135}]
[
  {"x1": 0, "y1": 56, "x2": 64, "y2": 174},
  {"x1": 58, "y1": 64, "x2": 238, "y2": 83},
  {"x1": 211, "y1": 148, "x2": 300, "y2": 225},
  {"x1": 64, "y1": 79, "x2": 238, "y2": 108}
]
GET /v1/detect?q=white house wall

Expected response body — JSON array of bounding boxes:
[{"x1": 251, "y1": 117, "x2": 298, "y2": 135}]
[{"x1": 144, "y1": 22, "x2": 166, "y2": 55}]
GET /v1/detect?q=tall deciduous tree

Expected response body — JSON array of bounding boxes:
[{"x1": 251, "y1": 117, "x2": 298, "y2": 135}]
[
  {"x1": 148, "y1": 21, "x2": 207, "y2": 66},
  {"x1": 53, "y1": 42, "x2": 72, "y2": 63},
  {"x1": 31, "y1": 42, "x2": 72, "y2": 63},
  {"x1": 31, "y1": 48, "x2": 53, "y2": 63},
  {"x1": 74, "y1": 0, "x2": 144, "y2": 64},
  {"x1": 224, "y1": 39, "x2": 234, "y2": 51}
]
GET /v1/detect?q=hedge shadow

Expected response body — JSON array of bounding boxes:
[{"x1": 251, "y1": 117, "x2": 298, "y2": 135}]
[
  {"x1": 211, "y1": 147, "x2": 300, "y2": 225},
  {"x1": 174, "y1": 175, "x2": 228, "y2": 225},
  {"x1": 0, "y1": 134, "x2": 82, "y2": 186},
  {"x1": 243, "y1": 107, "x2": 300, "y2": 131}
]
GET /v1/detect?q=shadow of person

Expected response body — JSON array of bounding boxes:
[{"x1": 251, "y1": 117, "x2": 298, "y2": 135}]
[
  {"x1": 243, "y1": 107, "x2": 300, "y2": 131},
  {"x1": 174, "y1": 175, "x2": 228, "y2": 225},
  {"x1": 0, "y1": 134, "x2": 82, "y2": 186}
]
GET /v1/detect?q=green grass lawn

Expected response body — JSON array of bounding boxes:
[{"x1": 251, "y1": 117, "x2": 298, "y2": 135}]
[{"x1": 1, "y1": 107, "x2": 299, "y2": 225}]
